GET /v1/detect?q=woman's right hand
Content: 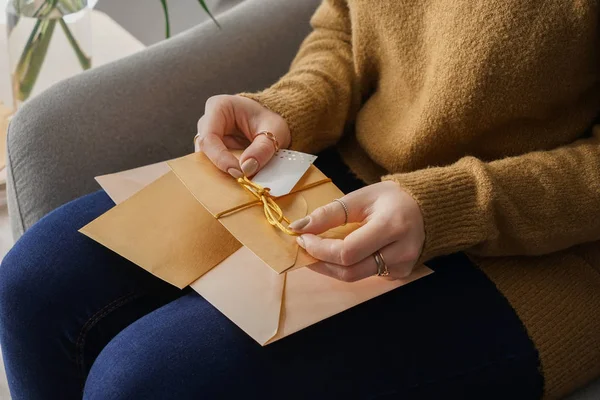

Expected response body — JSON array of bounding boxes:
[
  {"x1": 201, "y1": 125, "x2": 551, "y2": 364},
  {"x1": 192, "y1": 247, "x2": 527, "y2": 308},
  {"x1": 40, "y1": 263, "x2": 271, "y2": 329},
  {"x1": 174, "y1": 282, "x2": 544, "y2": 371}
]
[{"x1": 195, "y1": 95, "x2": 291, "y2": 178}]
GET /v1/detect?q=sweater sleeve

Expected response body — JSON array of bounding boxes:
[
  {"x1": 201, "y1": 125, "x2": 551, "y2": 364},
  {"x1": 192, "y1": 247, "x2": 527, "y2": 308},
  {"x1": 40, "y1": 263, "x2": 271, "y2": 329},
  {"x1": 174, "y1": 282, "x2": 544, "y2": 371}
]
[
  {"x1": 239, "y1": 0, "x2": 360, "y2": 155},
  {"x1": 383, "y1": 126, "x2": 600, "y2": 261}
]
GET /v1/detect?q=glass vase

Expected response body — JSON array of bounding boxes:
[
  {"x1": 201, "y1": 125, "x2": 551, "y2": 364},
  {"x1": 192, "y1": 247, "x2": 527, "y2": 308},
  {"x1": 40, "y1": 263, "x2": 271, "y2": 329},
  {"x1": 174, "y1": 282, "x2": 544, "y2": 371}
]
[{"x1": 6, "y1": 0, "x2": 96, "y2": 109}]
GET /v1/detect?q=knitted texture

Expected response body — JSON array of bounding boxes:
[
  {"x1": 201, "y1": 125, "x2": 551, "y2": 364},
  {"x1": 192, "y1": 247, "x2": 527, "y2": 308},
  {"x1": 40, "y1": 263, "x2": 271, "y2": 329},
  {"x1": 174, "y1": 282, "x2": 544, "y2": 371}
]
[{"x1": 240, "y1": 1, "x2": 600, "y2": 397}]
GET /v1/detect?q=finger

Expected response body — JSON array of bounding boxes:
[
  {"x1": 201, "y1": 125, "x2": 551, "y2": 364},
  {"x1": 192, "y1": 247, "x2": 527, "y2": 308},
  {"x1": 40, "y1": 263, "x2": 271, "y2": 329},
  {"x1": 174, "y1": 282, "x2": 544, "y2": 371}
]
[
  {"x1": 309, "y1": 260, "x2": 413, "y2": 282},
  {"x1": 201, "y1": 133, "x2": 243, "y2": 178},
  {"x1": 238, "y1": 133, "x2": 277, "y2": 177},
  {"x1": 194, "y1": 134, "x2": 203, "y2": 152},
  {"x1": 289, "y1": 190, "x2": 370, "y2": 234},
  {"x1": 222, "y1": 135, "x2": 250, "y2": 150},
  {"x1": 340, "y1": 216, "x2": 397, "y2": 264},
  {"x1": 197, "y1": 96, "x2": 244, "y2": 177},
  {"x1": 299, "y1": 218, "x2": 394, "y2": 266},
  {"x1": 307, "y1": 241, "x2": 414, "y2": 282},
  {"x1": 308, "y1": 257, "x2": 375, "y2": 282},
  {"x1": 308, "y1": 262, "x2": 366, "y2": 282},
  {"x1": 194, "y1": 117, "x2": 206, "y2": 153},
  {"x1": 369, "y1": 241, "x2": 416, "y2": 279}
]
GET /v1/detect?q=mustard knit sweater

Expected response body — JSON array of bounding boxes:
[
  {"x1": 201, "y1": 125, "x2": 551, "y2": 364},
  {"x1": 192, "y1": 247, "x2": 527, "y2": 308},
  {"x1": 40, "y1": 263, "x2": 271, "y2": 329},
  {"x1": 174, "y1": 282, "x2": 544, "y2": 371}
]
[{"x1": 242, "y1": 1, "x2": 600, "y2": 398}]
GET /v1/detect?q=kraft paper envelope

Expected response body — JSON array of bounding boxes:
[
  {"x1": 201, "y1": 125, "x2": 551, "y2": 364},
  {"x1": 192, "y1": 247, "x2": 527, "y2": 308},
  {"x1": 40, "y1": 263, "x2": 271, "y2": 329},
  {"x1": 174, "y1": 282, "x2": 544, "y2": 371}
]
[
  {"x1": 95, "y1": 161, "x2": 171, "y2": 204},
  {"x1": 192, "y1": 247, "x2": 432, "y2": 345},
  {"x1": 82, "y1": 156, "x2": 433, "y2": 345},
  {"x1": 82, "y1": 152, "x2": 322, "y2": 286},
  {"x1": 167, "y1": 153, "x2": 343, "y2": 274},
  {"x1": 81, "y1": 170, "x2": 241, "y2": 288}
]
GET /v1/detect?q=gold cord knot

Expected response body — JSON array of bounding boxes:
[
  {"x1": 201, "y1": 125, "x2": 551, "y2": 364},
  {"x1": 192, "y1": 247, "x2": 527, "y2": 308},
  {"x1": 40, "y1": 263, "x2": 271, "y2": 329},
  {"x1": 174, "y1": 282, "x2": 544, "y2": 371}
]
[
  {"x1": 236, "y1": 176, "x2": 297, "y2": 236},
  {"x1": 213, "y1": 174, "x2": 333, "y2": 236}
]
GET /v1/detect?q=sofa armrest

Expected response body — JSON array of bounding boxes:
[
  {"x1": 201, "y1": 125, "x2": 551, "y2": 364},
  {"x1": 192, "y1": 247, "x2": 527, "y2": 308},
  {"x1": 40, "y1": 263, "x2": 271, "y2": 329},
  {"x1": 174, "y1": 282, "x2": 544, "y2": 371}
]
[{"x1": 6, "y1": 0, "x2": 320, "y2": 239}]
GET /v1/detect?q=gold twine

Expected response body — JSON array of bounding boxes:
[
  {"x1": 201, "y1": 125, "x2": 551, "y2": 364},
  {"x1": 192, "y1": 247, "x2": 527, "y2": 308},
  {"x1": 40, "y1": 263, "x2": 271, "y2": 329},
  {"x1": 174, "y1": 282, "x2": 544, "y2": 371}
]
[{"x1": 214, "y1": 176, "x2": 332, "y2": 236}]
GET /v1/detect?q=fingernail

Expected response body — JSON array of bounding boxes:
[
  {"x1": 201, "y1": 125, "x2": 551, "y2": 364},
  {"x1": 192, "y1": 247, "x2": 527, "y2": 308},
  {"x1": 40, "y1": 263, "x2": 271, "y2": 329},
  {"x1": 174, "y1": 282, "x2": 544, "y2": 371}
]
[
  {"x1": 289, "y1": 216, "x2": 310, "y2": 231},
  {"x1": 296, "y1": 236, "x2": 306, "y2": 249},
  {"x1": 227, "y1": 168, "x2": 243, "y2": 179},
  {"x1": 241, "y1": 158, "x2": 259, "y2": 176}
]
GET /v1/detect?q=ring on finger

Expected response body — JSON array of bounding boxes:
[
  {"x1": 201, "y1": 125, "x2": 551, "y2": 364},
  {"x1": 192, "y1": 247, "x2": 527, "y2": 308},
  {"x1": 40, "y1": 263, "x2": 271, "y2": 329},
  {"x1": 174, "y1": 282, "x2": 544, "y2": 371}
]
[
  {"x1": 254, "y1": 131, "x2": 279, "y2": 152},
  {"x1": 373, "y1": 250, "x2": 390, "y2": 277},
  {"x1": 333, "y1": 198, "x2": 349, "y2": 226}
]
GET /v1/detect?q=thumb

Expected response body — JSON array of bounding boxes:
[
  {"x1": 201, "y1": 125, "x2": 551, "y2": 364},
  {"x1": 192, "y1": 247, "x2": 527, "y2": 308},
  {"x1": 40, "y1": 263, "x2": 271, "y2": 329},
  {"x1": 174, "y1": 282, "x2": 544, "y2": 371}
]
[{"x1": 238, "y1": 131, "x2": 279, "y2": 177}]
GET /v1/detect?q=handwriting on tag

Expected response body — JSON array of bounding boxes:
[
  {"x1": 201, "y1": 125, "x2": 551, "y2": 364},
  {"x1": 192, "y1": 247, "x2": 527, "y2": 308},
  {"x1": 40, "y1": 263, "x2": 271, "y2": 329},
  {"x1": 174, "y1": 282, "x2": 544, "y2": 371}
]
[{"x1": 252, "y1": 150, "x2": 317, "y2": 197}]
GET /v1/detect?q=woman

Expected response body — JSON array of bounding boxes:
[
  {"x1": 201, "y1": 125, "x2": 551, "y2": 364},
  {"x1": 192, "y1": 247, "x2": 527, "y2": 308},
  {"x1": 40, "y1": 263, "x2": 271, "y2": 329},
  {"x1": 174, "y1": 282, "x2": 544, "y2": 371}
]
[{"x1": 1, "y1": 0, "x2": 599, "y2": 399}]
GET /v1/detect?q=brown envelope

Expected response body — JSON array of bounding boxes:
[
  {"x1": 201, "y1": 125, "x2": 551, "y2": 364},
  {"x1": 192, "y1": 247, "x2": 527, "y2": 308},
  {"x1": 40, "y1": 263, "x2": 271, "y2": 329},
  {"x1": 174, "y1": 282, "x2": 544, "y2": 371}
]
[
  {"x1": 168, "y1": 153, "x2": 344, "y2": 274},
  {"x1": 81, "y1": 156, "x2": 433, "y2": 345},
  {"x1": 81, "y1": 171, "x2": 241, "y2": 288},
  {"x1": 192, "y1": 247, "x2": 432, "y2": 345}
]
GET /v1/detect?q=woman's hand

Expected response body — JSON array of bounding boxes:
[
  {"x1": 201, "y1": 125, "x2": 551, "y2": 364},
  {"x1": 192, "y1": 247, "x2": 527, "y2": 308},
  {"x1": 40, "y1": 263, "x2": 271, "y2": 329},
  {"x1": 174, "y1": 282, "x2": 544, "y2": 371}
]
[
  {"x1": 195, "y1": 95, "x2": 291, "y2": 178},
  {"x1": 290, "y1": 181, "x2": 425, "y2": 282}
]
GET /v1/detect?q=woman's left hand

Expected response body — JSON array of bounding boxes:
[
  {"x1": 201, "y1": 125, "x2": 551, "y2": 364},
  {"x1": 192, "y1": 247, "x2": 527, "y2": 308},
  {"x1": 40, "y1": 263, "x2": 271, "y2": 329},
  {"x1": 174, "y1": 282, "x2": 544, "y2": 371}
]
[{"x1": 290, "y1": 181, "x2": 425, "y2": 282}]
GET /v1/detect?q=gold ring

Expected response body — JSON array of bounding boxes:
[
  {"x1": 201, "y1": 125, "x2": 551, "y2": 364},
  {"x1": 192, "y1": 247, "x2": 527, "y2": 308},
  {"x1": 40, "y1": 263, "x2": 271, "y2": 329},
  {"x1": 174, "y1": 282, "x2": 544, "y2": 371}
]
[
  {"x1": 333, "y1": 199, "x2": 349, "y2": 226},
  {"x1": 193, "y1": 133, "x2": 202, "y2": 147},
  {"x1": 255, "y1": 131, "x2": 279, "y2": 152},
  {"x1": 374, "y1": 250, "x2": 390, "y2": 277}
]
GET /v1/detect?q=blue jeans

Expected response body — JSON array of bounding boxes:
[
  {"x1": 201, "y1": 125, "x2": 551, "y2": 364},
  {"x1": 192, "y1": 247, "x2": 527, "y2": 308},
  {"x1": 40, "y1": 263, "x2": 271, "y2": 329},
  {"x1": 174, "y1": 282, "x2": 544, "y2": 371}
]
[{"x1": 0, "y1": 153, "x2": 543, "y2": 399}]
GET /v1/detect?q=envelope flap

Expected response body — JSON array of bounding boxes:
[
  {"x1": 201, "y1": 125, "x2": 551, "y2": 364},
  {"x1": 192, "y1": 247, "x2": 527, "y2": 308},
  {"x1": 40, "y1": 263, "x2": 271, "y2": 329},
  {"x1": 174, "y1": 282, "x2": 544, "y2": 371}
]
[
  {"x1": 167, "y1": 153, "x2": 347, "y2": 274},
  {"x1": 81, "y1": 171, "x2": 241, "y2": 288},
  {"x1": 168, "y1": 153, "x2": 256, "y2": 216},
  {"x1": 219, "y1": 193, "x2": 311, "y2": 273},
  {"x1": 96, "y1": 161, "x2": 171, "y2": 204},
  {"x1": 191, "y1": 247, "x2": 286, "y2": 345},
  {"x1": 167, "y1": 153, "x2": 308, "y2": 274}
]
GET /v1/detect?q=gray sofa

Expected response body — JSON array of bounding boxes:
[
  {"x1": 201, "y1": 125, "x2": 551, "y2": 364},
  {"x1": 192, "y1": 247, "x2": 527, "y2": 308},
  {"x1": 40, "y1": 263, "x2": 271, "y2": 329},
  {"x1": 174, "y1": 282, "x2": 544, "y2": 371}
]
[{"x1": 4, "y1": 0, "x2": 600, "y2": 398}]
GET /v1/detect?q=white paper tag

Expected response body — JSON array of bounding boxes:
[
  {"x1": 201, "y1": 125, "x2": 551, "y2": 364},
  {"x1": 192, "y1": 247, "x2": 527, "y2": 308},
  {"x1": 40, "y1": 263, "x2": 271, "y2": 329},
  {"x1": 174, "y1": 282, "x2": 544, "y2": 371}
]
[{"x1": 252, "y1": 150, "x2": 317, "y2": 197}]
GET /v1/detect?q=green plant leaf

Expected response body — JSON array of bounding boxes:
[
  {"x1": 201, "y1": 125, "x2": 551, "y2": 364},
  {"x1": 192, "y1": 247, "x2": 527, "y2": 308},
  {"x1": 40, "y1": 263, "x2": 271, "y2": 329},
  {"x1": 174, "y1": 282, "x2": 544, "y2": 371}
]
[
  {"x1": 59, "y1": 18, "x2": 91, "y2": 70},
  {"x1": 196, "y1": 0, "x2": 221, "y2": 29},
  {"x1": 160, "y1": 0, "x2": 171, "y2": 38},
  {"x1": 14, "y1": 19, "x2": 43, "y2": 78},
  {"x1": 14, "y1": 19, "x2": 58, "y2": 101}
]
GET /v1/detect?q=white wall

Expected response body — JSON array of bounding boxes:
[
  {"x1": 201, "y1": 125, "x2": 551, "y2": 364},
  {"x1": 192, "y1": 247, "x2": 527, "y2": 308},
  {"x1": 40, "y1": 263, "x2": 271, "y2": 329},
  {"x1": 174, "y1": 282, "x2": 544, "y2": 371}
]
[
  {"x1": 0, "y1": 0, "x2": 10, "y2": 107},
  {"x1": 95, "y1": 0, "x2": 240, "y2": 46},
  {"x1": 0, "y1": 0, "x2": 241, "y2": 107}
]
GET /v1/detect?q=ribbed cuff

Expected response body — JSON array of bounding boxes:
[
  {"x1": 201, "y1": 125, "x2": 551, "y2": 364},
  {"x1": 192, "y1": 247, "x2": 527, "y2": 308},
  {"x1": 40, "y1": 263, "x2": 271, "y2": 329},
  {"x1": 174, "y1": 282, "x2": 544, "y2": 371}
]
[
  {"x1": 382, "y1": 160, "x2": 488, "y2": 262},
  {"x1": 239, "y1": 86, "x2": 321, "y2": 154}
]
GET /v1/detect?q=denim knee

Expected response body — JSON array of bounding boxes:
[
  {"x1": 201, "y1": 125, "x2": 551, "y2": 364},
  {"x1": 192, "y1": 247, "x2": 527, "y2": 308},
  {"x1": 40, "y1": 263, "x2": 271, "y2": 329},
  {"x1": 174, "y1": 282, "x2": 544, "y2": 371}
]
[
  {"x1": 0, "y1": 218, "x2": 71, "y2": 335},
  {"x1": 0, "y1": 253, "x2": 27, "y2": 336},
  {"x1": 83, "y1": 331, "x2": 162, "y2": 400},
  {"x1": 0, "y1": 191, "x2": 115, "y2": 333}
]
